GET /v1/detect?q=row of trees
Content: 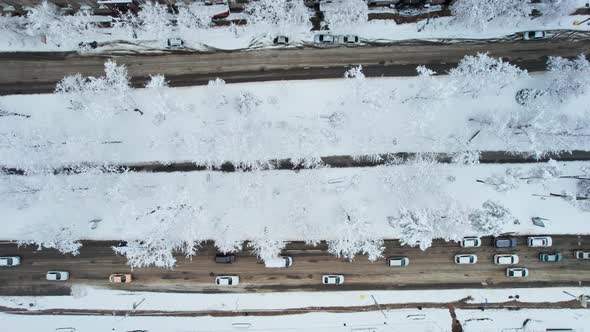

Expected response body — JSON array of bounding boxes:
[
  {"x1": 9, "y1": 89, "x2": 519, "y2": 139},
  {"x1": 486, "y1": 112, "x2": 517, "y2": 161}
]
[{"x1": 1, "y1": 0, "x2": 580, "y2": 48}]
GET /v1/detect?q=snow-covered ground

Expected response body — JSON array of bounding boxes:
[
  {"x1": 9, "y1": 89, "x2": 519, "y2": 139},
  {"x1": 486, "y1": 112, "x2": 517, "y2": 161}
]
[
  {"x1": 1, "y1": 286, "x2": 588, "y2": 332},
  {"x1": 457, "y1": 309, "x2": 590, "y2": 332},
  {"x1": 2, "y1": 55, "x2": 589, "y2": 170},
  {"x1": 0, "y1": 309, "x2": 452, "y2": 332},
  {"x1": 1, "y1": 286, "x2": 587, "y2": 312}
]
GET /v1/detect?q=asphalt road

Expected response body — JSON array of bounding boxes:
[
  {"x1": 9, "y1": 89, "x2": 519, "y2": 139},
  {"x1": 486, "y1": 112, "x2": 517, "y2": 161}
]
[
  {"x1": 1, "y1": 38, "x2": 589, "y2": 95},
  {"x1": 1, "y1": 235, "x2": 589, "y2": 296}
]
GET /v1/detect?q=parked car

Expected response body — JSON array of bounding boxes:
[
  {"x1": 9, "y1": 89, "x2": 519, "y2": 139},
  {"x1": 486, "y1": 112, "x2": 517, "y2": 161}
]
[
  {"x1": 0, "y1": 256, "x2": 21, "y2": 266},
  {"x1": 387, "y1": 256, "x2": 409, "y2": 267},
  {"x1": 575, "y1": 250, "x2": 590, "y2": 259},
  {"x1": 314, "y1": 34, "x2": 336, "y2": 44},
  {"x1": 215, "y1": 275, "x2": 239, "y2": 286},
  {"x1": 46, "y1": 271, "x2": 69, "y2": 281},
  {"x1": 460, "y1": 237, "x2": 481, "y2": 248},
  {"x1": 78, "y1": 41, "x2": 98, "y2": 49},
  {"x1": 494, "y1": 237, "x2": 517, "y2": 248},
  {"x1": 167, "y1": 37, "x2": 185, "y2": 48},
  {"x1": 528, "y1": 236, "x2": 552, "y2": 248},
  {"x1": 494, "y1": 254, "x2": 519, "y2": 265},
  {"x1": 523, "y1": 31, "x2": 546, "y2": 40},
  {"x1": 506, "y1": 267, "x2": 529, "y2": 278},
  {"x1": 322, "y1": 275, "x2": 344, "y2": 285},
  {"x1": 215, "y1": 253, "x2": 236, "y2": 263},
  {"x1": 264, "y1": 256, "x2": 293, "y2": 268},
  {"x1": 109, "y1": 273, "x2": 132, "y2": 283},
  {"x1": 455, "y1": 254, "x2": 478, "y2": 265},
  {"x1": 273, "y1": 36, "x2": 289, "y2": 45},
  {"x1": 338, "y1": 35, "x2": 360, "y2": 44},
  {"x1": 539, "y1": 252, "x2": 562, "y2": 262}
]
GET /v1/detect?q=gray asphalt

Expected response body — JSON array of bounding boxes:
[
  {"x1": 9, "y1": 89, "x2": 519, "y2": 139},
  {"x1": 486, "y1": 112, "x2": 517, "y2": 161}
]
[
  {"x1": 1, "y1": 38, "x2": 589, "y2": 95},
  {"x1": 1, "y1": 235, "x2": 589, "y2": 295}
]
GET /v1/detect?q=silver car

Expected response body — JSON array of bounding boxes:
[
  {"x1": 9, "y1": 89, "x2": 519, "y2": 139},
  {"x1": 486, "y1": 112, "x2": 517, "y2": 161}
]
[
  {"x1": 215, "y1": 275, "x2": 239, "y2": 286},
  {"x1": 338, "y1": 35, "x2": 360, "y2": 44},
  {"x1": 455, "y1": 254, "x2": 478, "y2": 264},
  {"x1": 314, "y1": 34, "x2": 336, "y2": 44}
]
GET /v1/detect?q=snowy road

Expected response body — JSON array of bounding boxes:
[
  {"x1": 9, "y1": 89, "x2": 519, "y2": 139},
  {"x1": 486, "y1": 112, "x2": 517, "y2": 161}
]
[
  {"x1": 1, "y1": 38, "x2": 589, "y2": 95},
  {"x1": 1, "y1": 235, "x2": 589, "y2": 295}
]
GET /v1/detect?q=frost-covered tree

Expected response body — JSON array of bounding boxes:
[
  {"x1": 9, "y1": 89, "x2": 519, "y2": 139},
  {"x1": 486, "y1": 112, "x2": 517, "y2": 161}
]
[
  {"x1": 449, "y1": 53, "x2": 527, "y2": 97},
  {"x1": 327, "y1": 204, "x2": 384, "y2": 261},
  {"x1": 393, "y1": 204, "x2": 471, "y2": 250},
  {"x1": 322, "y1": 0, "x2": 368, "y2": 33},
  {"x1": 469, "y1": 200, "x2": 512, "y2": 234},
  {"x1": 18, "y1": 224, "x2": 82, "y2": 255},
  {"x1": 246, "y1": 0, "x2": 312, "y2": 34},
  {"x1": 24, "y1": 1, "x2": 98, "y2": 47},
  {"x1": 176, "y1": 2, "x2": 212, "y2": 31},
  {"x1": 250, "y1": 235, "x2": 287, "y2": 261},
  {"x1": 546, "y1": 55, "x2": 590, "y2": 103},
  {"x1": 55, "y1": 60, "x2": 136, "y2": 119},
  {"x1": 539, "y1": 0, "x2": 578, "y2": 22},
  {"x1": 451, "y1": 0, "x2": 529, "y2": 31},
  {"x1": 125, "y1": 1, "x2": 172, "y2": 43}
]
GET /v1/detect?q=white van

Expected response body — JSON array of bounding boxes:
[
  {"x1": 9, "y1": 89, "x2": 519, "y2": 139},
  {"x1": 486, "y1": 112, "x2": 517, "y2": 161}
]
[{"x1": 264, "y1": 256, "x2": 293, "y2": 268}]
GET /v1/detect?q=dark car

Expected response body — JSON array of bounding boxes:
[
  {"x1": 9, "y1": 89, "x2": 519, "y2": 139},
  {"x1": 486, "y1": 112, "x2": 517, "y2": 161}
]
[
  {"x1": 494, "y1": 237, "x2": 517, "y2": 248},
  {"x1": 539, "y1": 252, "x2": 562, "y2": 262},
  {"x1": 215, "y1": 254, "x2": 236, "y2": 263}
]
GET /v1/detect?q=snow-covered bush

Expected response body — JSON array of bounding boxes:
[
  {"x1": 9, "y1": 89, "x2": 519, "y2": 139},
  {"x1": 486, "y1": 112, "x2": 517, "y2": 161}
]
[
  {"x1": 236, "y1": 91, "x2": 262, "y2": 116},
  {"x1": 539, "y1": 0, "x2": 578, "y2": 22},
  {"x1": 55, "y1": 60, "x2": 136, "y2": 118},
  {"x1": 246, "y1": 0, "x2": 312, "y2": 34},
  {"x1": 478, "y1": 167, "x2": 523, "y2": 192},
  {"x1": 450, "y1": 0, "x2": 529, "y2": 31},
  {"x1": 469, "y1": 200, "x2": 513, "y2": 234},
  {"x1": 323, "y1": 0, "x2": 368, "y2": 33},
  {"x1": 327, "y1": 204, "x2": 383, "y2": 261},
  {"x1": 449, "y1": 53, "x2": 527, "y2": 97}
]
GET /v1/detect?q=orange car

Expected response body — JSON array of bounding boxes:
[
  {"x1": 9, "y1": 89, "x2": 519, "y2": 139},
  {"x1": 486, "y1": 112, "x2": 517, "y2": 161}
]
[{"x1": 109, "y1": 273, "x2": 132, "y2": 283}]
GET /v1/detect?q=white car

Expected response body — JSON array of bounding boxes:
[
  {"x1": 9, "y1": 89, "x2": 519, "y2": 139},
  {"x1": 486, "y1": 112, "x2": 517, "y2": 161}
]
[
  {"x1": 322, "y1": 275, "x2": 344, "y2": 285},
  {"x1": 387, "y1": 257, "x2": 409, "y2": 267},
  {"x1": 506, "y1": 267, "x2": 529, "y2": 278},
  {"x1": 215, "y1": 276, "x2": 239, "y2": 286},
  {"x1": 575, "y1": 250, "x2": 590, "y2": 259},
  {"x1": 494, "y1": 254, "x2": 519, "y2": 265},
  {"x1": 0, "y1": 256, "x2": 21, "y2": 266},
  {"x1": 264, "y1": 256, "x2": 293, "y2": 268},
  {"x1": 46, "y1": 271, "x2": 69, "y2": 281},
  {"x1": 523, "y1": 31, "x2": 546, "y2": 40},
  {"x1": 455, "y1": 254, "x2": 478, "y2": 264},
  {"x1": 527, "y1": 236, "x2": 552, "y2": 248},
  {"x1": 460, "y1": 237, "x2": 481, "y2": 248},
  {"x1": 314, "y1": 34, "x2": 336, "y2": 44}
]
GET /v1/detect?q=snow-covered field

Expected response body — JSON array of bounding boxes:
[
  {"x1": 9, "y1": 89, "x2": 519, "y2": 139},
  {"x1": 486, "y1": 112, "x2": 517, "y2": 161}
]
[
  {"x1": 2, "y1": 54, "x2": 589, "y2": 171},
  {"x1": 457, "y1": 309, "x2": 590, "y2": 332}
]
